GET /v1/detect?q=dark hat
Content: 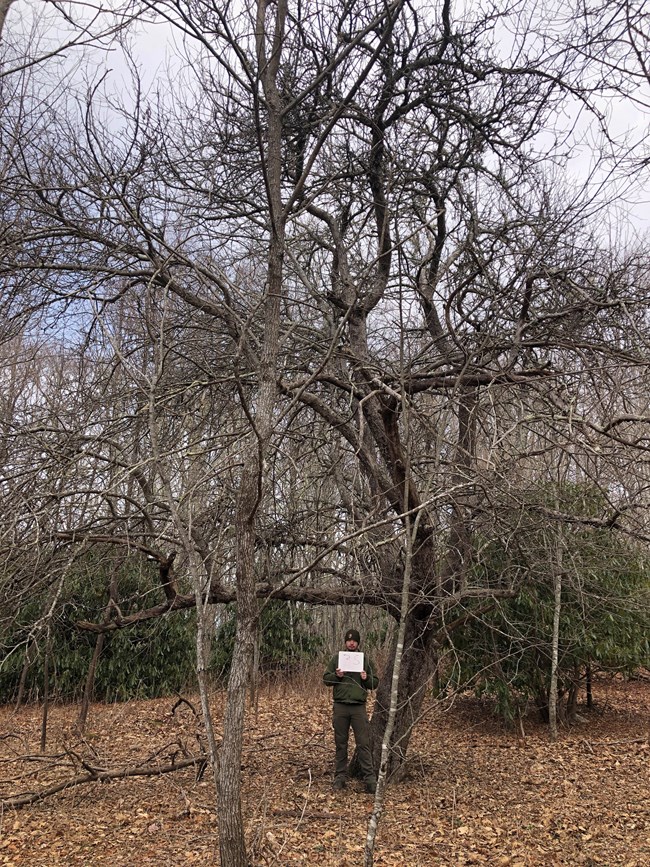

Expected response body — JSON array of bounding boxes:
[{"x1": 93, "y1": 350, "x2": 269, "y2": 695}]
[{"x1": 344, "y1": 628, "x2": 361, "y2": 643}]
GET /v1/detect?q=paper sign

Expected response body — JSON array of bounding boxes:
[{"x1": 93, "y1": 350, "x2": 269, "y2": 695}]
[{"x1": 338, "y1": 651, "x2": 364, "y2": 672}]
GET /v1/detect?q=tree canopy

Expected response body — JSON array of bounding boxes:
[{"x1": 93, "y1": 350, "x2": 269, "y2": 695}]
[{"x1": 1, "y1": 1, "x2": 649, "y2": 863}]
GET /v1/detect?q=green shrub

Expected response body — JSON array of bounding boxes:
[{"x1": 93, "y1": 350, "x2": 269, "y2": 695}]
[
  {"x1": 0, "y1": 550, "x2": 197, "y2": 704},
  {"x1": 447, "y1": 485, "x2": 650, "y2": 723},
  {"x1": 212, "y1": 600, "x2": 323, "y2": 680}
]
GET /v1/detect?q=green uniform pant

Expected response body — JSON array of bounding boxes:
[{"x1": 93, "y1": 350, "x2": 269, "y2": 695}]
[{"x1": 332, "y1": 701, "x2": 376, "y2": 783}]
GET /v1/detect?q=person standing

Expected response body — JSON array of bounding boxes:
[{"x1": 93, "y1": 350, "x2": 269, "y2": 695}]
[{"x1": 323, "y1": 628, "x2": 379, "y2": 793}]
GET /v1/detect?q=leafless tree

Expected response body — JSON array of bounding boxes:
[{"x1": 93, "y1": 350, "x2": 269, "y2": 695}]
[{"x1": 2, "y1": 0, "x2": 650, "y2": 861}]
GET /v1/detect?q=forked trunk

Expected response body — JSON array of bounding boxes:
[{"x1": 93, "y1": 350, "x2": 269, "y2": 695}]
[{"x1": 368, "y1": 611, "x2": 438, "y2": 779}]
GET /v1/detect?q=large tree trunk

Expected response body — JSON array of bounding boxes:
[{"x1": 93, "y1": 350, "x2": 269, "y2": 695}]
[
  {"x1": 218, "y1": 494, "x2": 258, "y2": 867},
  {"x1": 365, "y1": 499, "x2": 418, "y2": 866},
  {"x1": 217, "y1": 4, "x2": 287, "y2": 862},
  {"x1": 368, "y1": 610, "x2": 438, "y2": 779}
]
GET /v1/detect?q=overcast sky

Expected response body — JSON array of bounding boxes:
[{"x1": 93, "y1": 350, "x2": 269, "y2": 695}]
[{"x1": 4, "y1": 0, "x2": 649, "y2": 240}]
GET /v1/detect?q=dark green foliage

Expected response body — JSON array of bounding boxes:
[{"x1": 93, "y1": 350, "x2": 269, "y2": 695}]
[
  {"x1": 447, "y1": 485, "x2": 650, "y2": 723},
  {"x1": 212, "y1": 600, "x2": 323, "y2": 680},
  {"x1": 0, "y1": 550, "x2": 197, "y2": 704}
]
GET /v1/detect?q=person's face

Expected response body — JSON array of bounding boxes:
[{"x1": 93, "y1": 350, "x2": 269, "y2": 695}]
[{"x1": 345, "y1": 639, "x2": 359, "y2": 651}]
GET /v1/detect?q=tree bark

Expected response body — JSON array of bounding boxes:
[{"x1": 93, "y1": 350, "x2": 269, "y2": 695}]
[
  {"x1": 40, "y1": 637, "x2": 50, "y2": 753},
  {"x1": 369, "y1": 608, "x2": 438, "y2": 778},
  {"x1": 217, "y1": 3, "x2": 287, "y2": 863},
  {"x1": 566, "y1": 661, "x2": 580, "y2": 723},
  {"x1": 76, "y1": 631, "x2": 104, "y2": 733},
  {"x1": 549, "y1": 545, "x2": 563, "y2": 742},
  {"x1": 365, "y1": 484, "x2": 418, "y2": 865},
  {"x1": 77, "y1": 572, "x2": 118, "y2": 732},
  {"x1": 15, "y1": 640, "x2": 34, "y2": 710}
]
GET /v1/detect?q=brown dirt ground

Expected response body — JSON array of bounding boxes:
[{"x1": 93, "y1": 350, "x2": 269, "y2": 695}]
[{"x1": 0, "y1": 675, "x2": 648, "y2": 866}]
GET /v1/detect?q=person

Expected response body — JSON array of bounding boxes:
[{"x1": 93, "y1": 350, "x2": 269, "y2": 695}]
[{"x1": 323, "y1": 628, "x2": 379, "y2": 793}]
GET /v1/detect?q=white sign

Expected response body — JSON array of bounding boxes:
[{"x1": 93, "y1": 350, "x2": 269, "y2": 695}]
[{"x1": 338, "y1": 651, "x2": 364, "y2": 672}]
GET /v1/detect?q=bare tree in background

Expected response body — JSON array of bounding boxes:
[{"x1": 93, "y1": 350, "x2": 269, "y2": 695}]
[{"x1": 2, "y1": 0, "x2": 650, "y2": 861}]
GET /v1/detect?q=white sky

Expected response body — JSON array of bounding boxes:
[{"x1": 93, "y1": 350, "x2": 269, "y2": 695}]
[{"x1": 4, "y1": 0, "x2": 649, "y2": 240}]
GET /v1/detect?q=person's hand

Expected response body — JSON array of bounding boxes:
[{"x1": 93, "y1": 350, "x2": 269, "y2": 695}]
[
  {"x1": 335, "y1": 668, "x2": 344, "y2": 678},
  {"x1": 360, "y1": 670, "x2": 367, "y2": 680}
]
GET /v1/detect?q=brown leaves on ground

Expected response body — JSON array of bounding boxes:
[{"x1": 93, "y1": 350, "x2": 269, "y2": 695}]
[{"x1": 0, "y1": 676, "x2": 648, "y2": 866}]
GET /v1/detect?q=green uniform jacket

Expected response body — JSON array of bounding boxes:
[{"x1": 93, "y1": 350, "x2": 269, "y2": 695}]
[{"x1": 323, "y1": 652, "x2": 379, "y2": 703}]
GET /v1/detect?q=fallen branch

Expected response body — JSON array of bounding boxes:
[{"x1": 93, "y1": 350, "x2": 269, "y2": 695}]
[{"x1": 1, "y1": 754, "x2": 207, "y2": 809}]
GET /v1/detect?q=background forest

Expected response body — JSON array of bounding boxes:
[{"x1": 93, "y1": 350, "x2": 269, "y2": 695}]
[{"x1": 1, "y1": 1, "x2": 649, "y2": 865}]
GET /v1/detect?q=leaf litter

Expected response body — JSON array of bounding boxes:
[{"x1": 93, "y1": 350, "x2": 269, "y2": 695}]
[{"x1": 0, "y1": 676, "x2": 648, "y2": 865}]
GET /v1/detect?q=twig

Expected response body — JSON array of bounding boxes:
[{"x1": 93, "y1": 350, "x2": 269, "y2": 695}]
[
  {"x1": 271, "y1": 809, "x2": 339, "y2": 820},
  {"x1": 581, "y1": 737, "x2": 648, "y2": 748},
  {"x1": 294, "y1": 767, "x2": 312, "y2": 832}
]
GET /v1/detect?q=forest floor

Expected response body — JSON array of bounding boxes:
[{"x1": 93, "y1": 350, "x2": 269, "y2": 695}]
[{"x1": 0, "y1": 675, "x2": 648, "y2": 866}]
